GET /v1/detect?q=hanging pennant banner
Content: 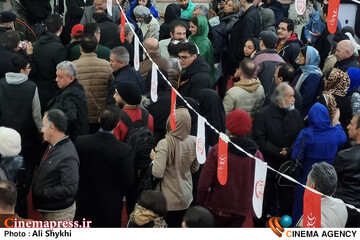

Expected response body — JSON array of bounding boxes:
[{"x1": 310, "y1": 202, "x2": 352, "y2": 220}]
[
  {"x1": 150, "y1": 63, "x2": 158, "y2": 102},
  {"x1": 303, "y1": 188, "x2": 321, "y2": 228},
  {"x1": 196, "y1": 116, "x2": 206, "y2": 164},
  {"x1": 120, "y1": 11, "x2": 125, "y2": 43},
  {"x1": 170, "y1": 89, "x2": 177, "y2": 131},
  {"x1": 134, "y1": 36, "x2": 140, "y2": 70},
  {"x1": 327, "y1": 0, "x2": 340, "y2": 34},
  {"x1": 217, "y1": 133, "x2": 229, "y2": 185},
  {"x1": 295, "y1": 0, "x2": 306, "y2": 15},
  {"x1": 107, "y1": 0, "x2": 113, "y2": 17},
  {"x1": 252, "y1": 158, "x2": 267, "y2": 218}
]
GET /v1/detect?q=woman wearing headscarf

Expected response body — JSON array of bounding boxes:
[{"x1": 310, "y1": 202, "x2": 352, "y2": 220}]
[
  {"x1": 293, "y1": 45, "x2": 322, "y2": 117},
  {"x1": 151, "y1": 107, "x2": 199, "y2": 227},
  {"x1": 133, "y1": 5, "x2": 160, "y2": 40},
  {"x1": 317, "y1": 68, "x2": 352, "y2": 138},
  {"x1": 126, "y1": 0, "x2": 159, "y2": 22},
  {"x1": 198, "y1": 110, "x2": 264, "y2": 227},
  {"x1": 291, "y1": 102, "x2": 347, "y2": 225},
  {"x1": 188, "y1": 16, "x2": 216, "y2": 87},
  {"x1": 159, "y1": 4, "x2": 181, "y2": 41}
]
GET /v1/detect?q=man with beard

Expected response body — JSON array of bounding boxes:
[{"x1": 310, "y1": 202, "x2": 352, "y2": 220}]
[
  {"x1": 252, "y1": 82, "x2": 303, "y2": 227},
  {"x1": 177, "y1": 0, "x2": 195, "y2": 21},
  {"x1": 159, "y1": 20, "x2": 187, "y2": 59}
]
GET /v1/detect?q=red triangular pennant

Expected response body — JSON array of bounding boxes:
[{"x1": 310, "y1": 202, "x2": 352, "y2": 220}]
[
  {"x1": 217, "y1": 134, "x2": 228, "y2": 185},
  {"x1": 170, "y1": 89, "x2": 177, "y2": 131},
  {"x1": 327, "y1": 0, "x2": 340, "y2": 34},
  {"x1": 303, "y1": 188, "x2": 322, "y2": 228},
  {"x1": 120, "y1": 11, "x2": 125, "y2": 43}
]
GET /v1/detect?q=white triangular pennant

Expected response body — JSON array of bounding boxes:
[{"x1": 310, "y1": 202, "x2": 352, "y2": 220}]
[
  {"x1": 150, "y1": 63, "x2": 158, "y2": 102},
  {"x1": 134, "y1": 37, "x2": 139, "y2": 70},
  {"x1": 196, "y1": 116, "x2": 206, "y2": 164},
  {"x1": 295, "y1": 0, "x2": 306, "y2": 15},
  {"x1": 107, "y1": 0, "x2": 113, "y2": 17},
  {"x1": 252, "y1": 158, "x2": 267, "y2": 218}
]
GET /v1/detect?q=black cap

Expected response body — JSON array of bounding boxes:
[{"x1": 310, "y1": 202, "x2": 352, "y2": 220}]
[
  {"x1": 259, "y1": 31, "x2": 278, "y2": 49},
  {"x1": 327, "y1": 32, "x2": 349, "y2": 48},
  {"x1": 116, "y1": 81, "x2": 142, "y2": 105},
  {"x1": 0, "y1": 11, "x2": 16, "y2": 23}
]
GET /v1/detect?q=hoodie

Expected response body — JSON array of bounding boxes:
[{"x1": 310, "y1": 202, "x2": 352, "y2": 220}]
[
  {"x1": 223, "y1": 78, "x2": 265, "y2": 116},
  {"x1": 277, "y1": 33, "x2": 303, "y2": 69}
]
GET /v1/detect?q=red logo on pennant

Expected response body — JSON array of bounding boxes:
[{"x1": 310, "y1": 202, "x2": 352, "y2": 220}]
[
  {"x1": 197, "y1": 138, "x2": 204, "y2": 156},
  {"x1": 217, "y1": 136, "x2": 228, "y2": 185},
  {"x1": 120, "y1": 12, "x2": 125, "y2": 43},
  {"x1": 295, "y1": 0, "x2": 306, "y2": 15},
  {"x1": 255, "y1": 178, "x2": 265, "y2": 200},
  {"x1": 303, "y1": 188, "x2": 321, "y2": 228}
]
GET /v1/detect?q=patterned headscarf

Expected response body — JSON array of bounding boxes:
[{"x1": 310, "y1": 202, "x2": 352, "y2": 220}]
[{"x1": 322, "y1": 68, "x2": 350, "y2": 119}]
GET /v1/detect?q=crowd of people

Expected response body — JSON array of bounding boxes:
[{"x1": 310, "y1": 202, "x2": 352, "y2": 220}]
[{"x1": 0, "y1": 0, "x2": 360, "y2": 229}]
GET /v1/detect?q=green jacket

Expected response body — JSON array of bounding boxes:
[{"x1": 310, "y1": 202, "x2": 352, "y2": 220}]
[{"x1": 179, "y1": 0, "x2": 195, "y2": 21}]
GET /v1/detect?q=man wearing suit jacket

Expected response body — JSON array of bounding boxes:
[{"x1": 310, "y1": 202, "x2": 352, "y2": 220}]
[
  {"x1": 74, "y1": 106, "x2": 134, "y2": 227},
  {"x1": 80, "y1": 0, "x2": 121, "y2": 25}
]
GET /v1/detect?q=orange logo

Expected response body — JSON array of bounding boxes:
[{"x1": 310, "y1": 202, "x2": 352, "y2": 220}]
[{"x1": 269, "y1": 215, "x2": 292, "y2": 237}]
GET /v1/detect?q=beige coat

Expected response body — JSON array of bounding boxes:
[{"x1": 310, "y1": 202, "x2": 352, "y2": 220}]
[
  {"x1": 73, "y1": 53, "x2": 114, "y2": 123},
  {"x1": 138, "y1": 16, "x2": 160, "y2": 40},
  {"x1": 152, "y1": 136, "x2": 199, "y2": 211},
  {"x1": 223, "y1": 78, "x2": 265, "y2": 117}
]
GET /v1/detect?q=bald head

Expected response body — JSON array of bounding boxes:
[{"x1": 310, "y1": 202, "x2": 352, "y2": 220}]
[
  {"x1": 335, "y1": 40, "x2": 355, "y2": 62},
  {"x1": 143, "y1": 38, "x2": 159, "y2": 54}
]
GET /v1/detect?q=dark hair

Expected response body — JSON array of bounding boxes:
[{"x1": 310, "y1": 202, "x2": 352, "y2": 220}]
[
  {"x1": 239, "y1": 59, "x2": 256, "y2": 79},
  {"x1": 99, "y1": 106, "x2": 120, "y2": 131},
  {"x1": 3, "y1": 30, "x2": 20, "y2": 49},
  {"x1": 277, "y1": 63, "x2": 295, "y2": 83},
  {"x1": 10, "y1": 55, "x2": 29, "y2": 73},
  {"x1": 0, "y1": 180, "x2": 17, "y2": 209},
  {"x1": 168, "y1": 39, "x2": 184, "y2": 57},
  {"x1": 92, "y1": 10, "x2": 107, "y2": 22},
  {"x1": 137, "y1": 190, "x2": 167, "y2": 217},
  {"x1": 80, "y1": 35, "x2": 98, "y2": 53},
  {"x1": 341, "y1": 26, "x2": 355, "y2": 37},
  {"x1": 246, "y1": 38, "x2": 260, "y2": 52},
  {"x1": 84, "y1": 22, "x2": 100, "y2": 36},
  {"x1": 322, "y1": 4, "x2": 328, "y2": 15},
  {"x1": 137, "y1": 0, "x2": 151, "y2": 8},
  {"x1": 170, "y1": 20, "x2": 188, "y2": 34},
  {"x1": 45, "y1": 109, "x2": 67, "y2": 133},
  {"x1": 245, "y1": 0, "x2": 254, "y2": 3},
  {"x1": 176, "y1": 42, "x2": 198, "y2": 55},
  {"x1": 300, "y1": 45, "x2": 307, "y2": 57},
  {"x1": 308, "y1": 162, "x2": 338, "y2": 196},
  {"x1": 46, "y1": 14, "x2": 63, "y2": 33},
  {"x1": 279, "y1": 17, "x2": 294, "y2": 33},
  {"x1": 190, "y1": 16, "x2": 198, "y2": 27},
  {"x1": 183, "y1": 206, "x2": 214, "y2": 227}
]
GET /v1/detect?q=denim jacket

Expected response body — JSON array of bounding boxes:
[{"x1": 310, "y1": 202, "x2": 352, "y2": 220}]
[{"x1": 304, "y1": 10, "x2": 326, "y2": 43}]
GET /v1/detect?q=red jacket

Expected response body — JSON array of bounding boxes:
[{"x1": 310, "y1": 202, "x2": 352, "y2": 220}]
[{"x1": 113, "y1": 108, "x2": 154, "y2": 142}]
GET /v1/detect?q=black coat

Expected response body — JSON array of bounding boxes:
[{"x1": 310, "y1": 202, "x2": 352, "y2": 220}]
[
  {"x1": 74, "y1": 132, "x2": 134, "y2": 227},
  {"x1": 278, "y1": 34, "x2": 303, "y2": 70},
  {"x1": 159, "y1": 4, "x2": 181, "y2": 41},
  {"x1": 314, "y1": 27, "x2": 340, "y2": 70},
  {"x1": 96, "y1": 16, "x2": 120, "y2": 46},
  {"x1": 32, "y1": 137, "x2": 79, "y2": 211},
  {"x1": 0, "y1": 48, "x2": 23, "y2": 79},
  {"x1": 33, "y1": 31, "x2": 67, "y2": 112},
  {"x1": 178, "y1": 56, "x2": 211, "y2": 100},
  {"x1": 334, "y1": 54, "x2": 359, "y2": 72},
  {"x1": 333, "y1": 145, "x2": 360, "y2": 208},
  {"x1": 48, "y1": 79, "x2": 89, "y2": 141},
  {"x1": 225, "y1": 5, "x2": 261, "y2": 75},
  {"x1": 252, "y1": 103, "x2": 304, "y2": 174}
]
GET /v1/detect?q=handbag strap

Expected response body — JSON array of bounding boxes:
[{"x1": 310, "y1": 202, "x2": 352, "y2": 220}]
[{"x1": 295, "y1": 135, "x2": 306, "y2": 162}]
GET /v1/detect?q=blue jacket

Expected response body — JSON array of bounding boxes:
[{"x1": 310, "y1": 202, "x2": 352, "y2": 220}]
[
  {"x1": 304, "y1": 10, "x2": 326, "y2": 43},
  {"x1": 126, "y1": 0, "x2": 159, "y2": 21}
]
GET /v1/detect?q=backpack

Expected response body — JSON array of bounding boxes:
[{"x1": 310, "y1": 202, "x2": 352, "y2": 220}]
[{"x1": 119, "y1": 108, "x2": 156, "y2": 170}]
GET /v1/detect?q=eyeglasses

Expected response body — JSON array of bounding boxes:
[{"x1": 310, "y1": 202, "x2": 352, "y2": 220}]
[{"x1": 178, "y1": 55, "x2": 193, "y2": 61}]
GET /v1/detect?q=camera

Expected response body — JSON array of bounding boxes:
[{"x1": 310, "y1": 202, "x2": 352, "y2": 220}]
[{"x1": 19, "y1": 41, "x2": 28, "y2": 50}]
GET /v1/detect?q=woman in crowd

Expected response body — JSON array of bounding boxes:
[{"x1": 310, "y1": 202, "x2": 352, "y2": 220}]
[
  {"x1": 291, "y1": 102, "x2": 347, "y2": 225},
  {"x1": 188, "y1": 16, "x2": 216, "y2": 87},
  {"x1": 151, "y1": 107, "x2": 199, "y2": 227},
  {"x1": 293, "y1": 45, "x2": 322, "y2": 117},
  {"x1": 243, "y1": 38, "x2": 259, "y2": 58},
  {"x1": 133, "y1": 5, "x2": 160, "y2": 40},
  {"x1": 127, "y1": 190, "x2": 167, "y2": 228},
  {"x1": 127, "y1": 0, "x2": 159, "y2": 22}
]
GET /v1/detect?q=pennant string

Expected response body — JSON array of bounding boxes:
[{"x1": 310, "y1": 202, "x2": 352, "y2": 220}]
[{"x1": 113, "y1": 0, "x2": 360, "y2": 214}]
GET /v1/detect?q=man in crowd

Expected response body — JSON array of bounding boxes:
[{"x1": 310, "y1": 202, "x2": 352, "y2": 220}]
[
  {"x1": 32, "y1": 109, "x2": 79, "y2": 222},
  {"x1": 75, "y1": 107, "x2": 134, "y2": 227},
  {"x1": 73, "y1": 35, "x2": 113, "y2": 133},
  {"x1": 253, "y1": 82, "x2": 303, "y2": 227},
  {"x1": 223, "y1": 59, "x2": 264, "y2": 117},
  {"x1": 33, "y1": 14, "x2": 66, "y2": 113},
  {"x1": 333, "y1": 39, "x2": 359, "y2": 71},
  {"x1": 48, "y1": 61, "x2": 89, "y2": 140},
  {"x1": 159, "y1": 20, "x2": 188, "y2": 59},
  {"x1": 252, "y1": 30, "x2": 284, "y2": 94},
  {"x1": 66, "y1": 24, "x2": 84, "y2": 59},
  {"x1": 296, "y1": 162, "x2": 348, "y2": 227},
  {"x1": 333, "y1": 114, "x2": 360, "y2": 227},
  {"x1": 0, "y1": 11, "x2": 16, "y2": 46},
  {"x1": 139, "y1": 37, "x2": 179, "y2": 88},
  {"x1": 225, "y1": 0, "x2": 260, "y2": 76},
  {"x1": 177, "y1": 42, "x2": 211, "y2": 100},
  {"x1": 177, "y1": 0, "x2": 195, "y2": 21},
  {"x1": 80, "y1": 0, "x2": 120, "y2": 25},
  {"x1": 276, "y1": 17, "x2": 303, "y2": 70},
  {"x1": 108, "y1": 46, "x2": 145, "y2": 104}
]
